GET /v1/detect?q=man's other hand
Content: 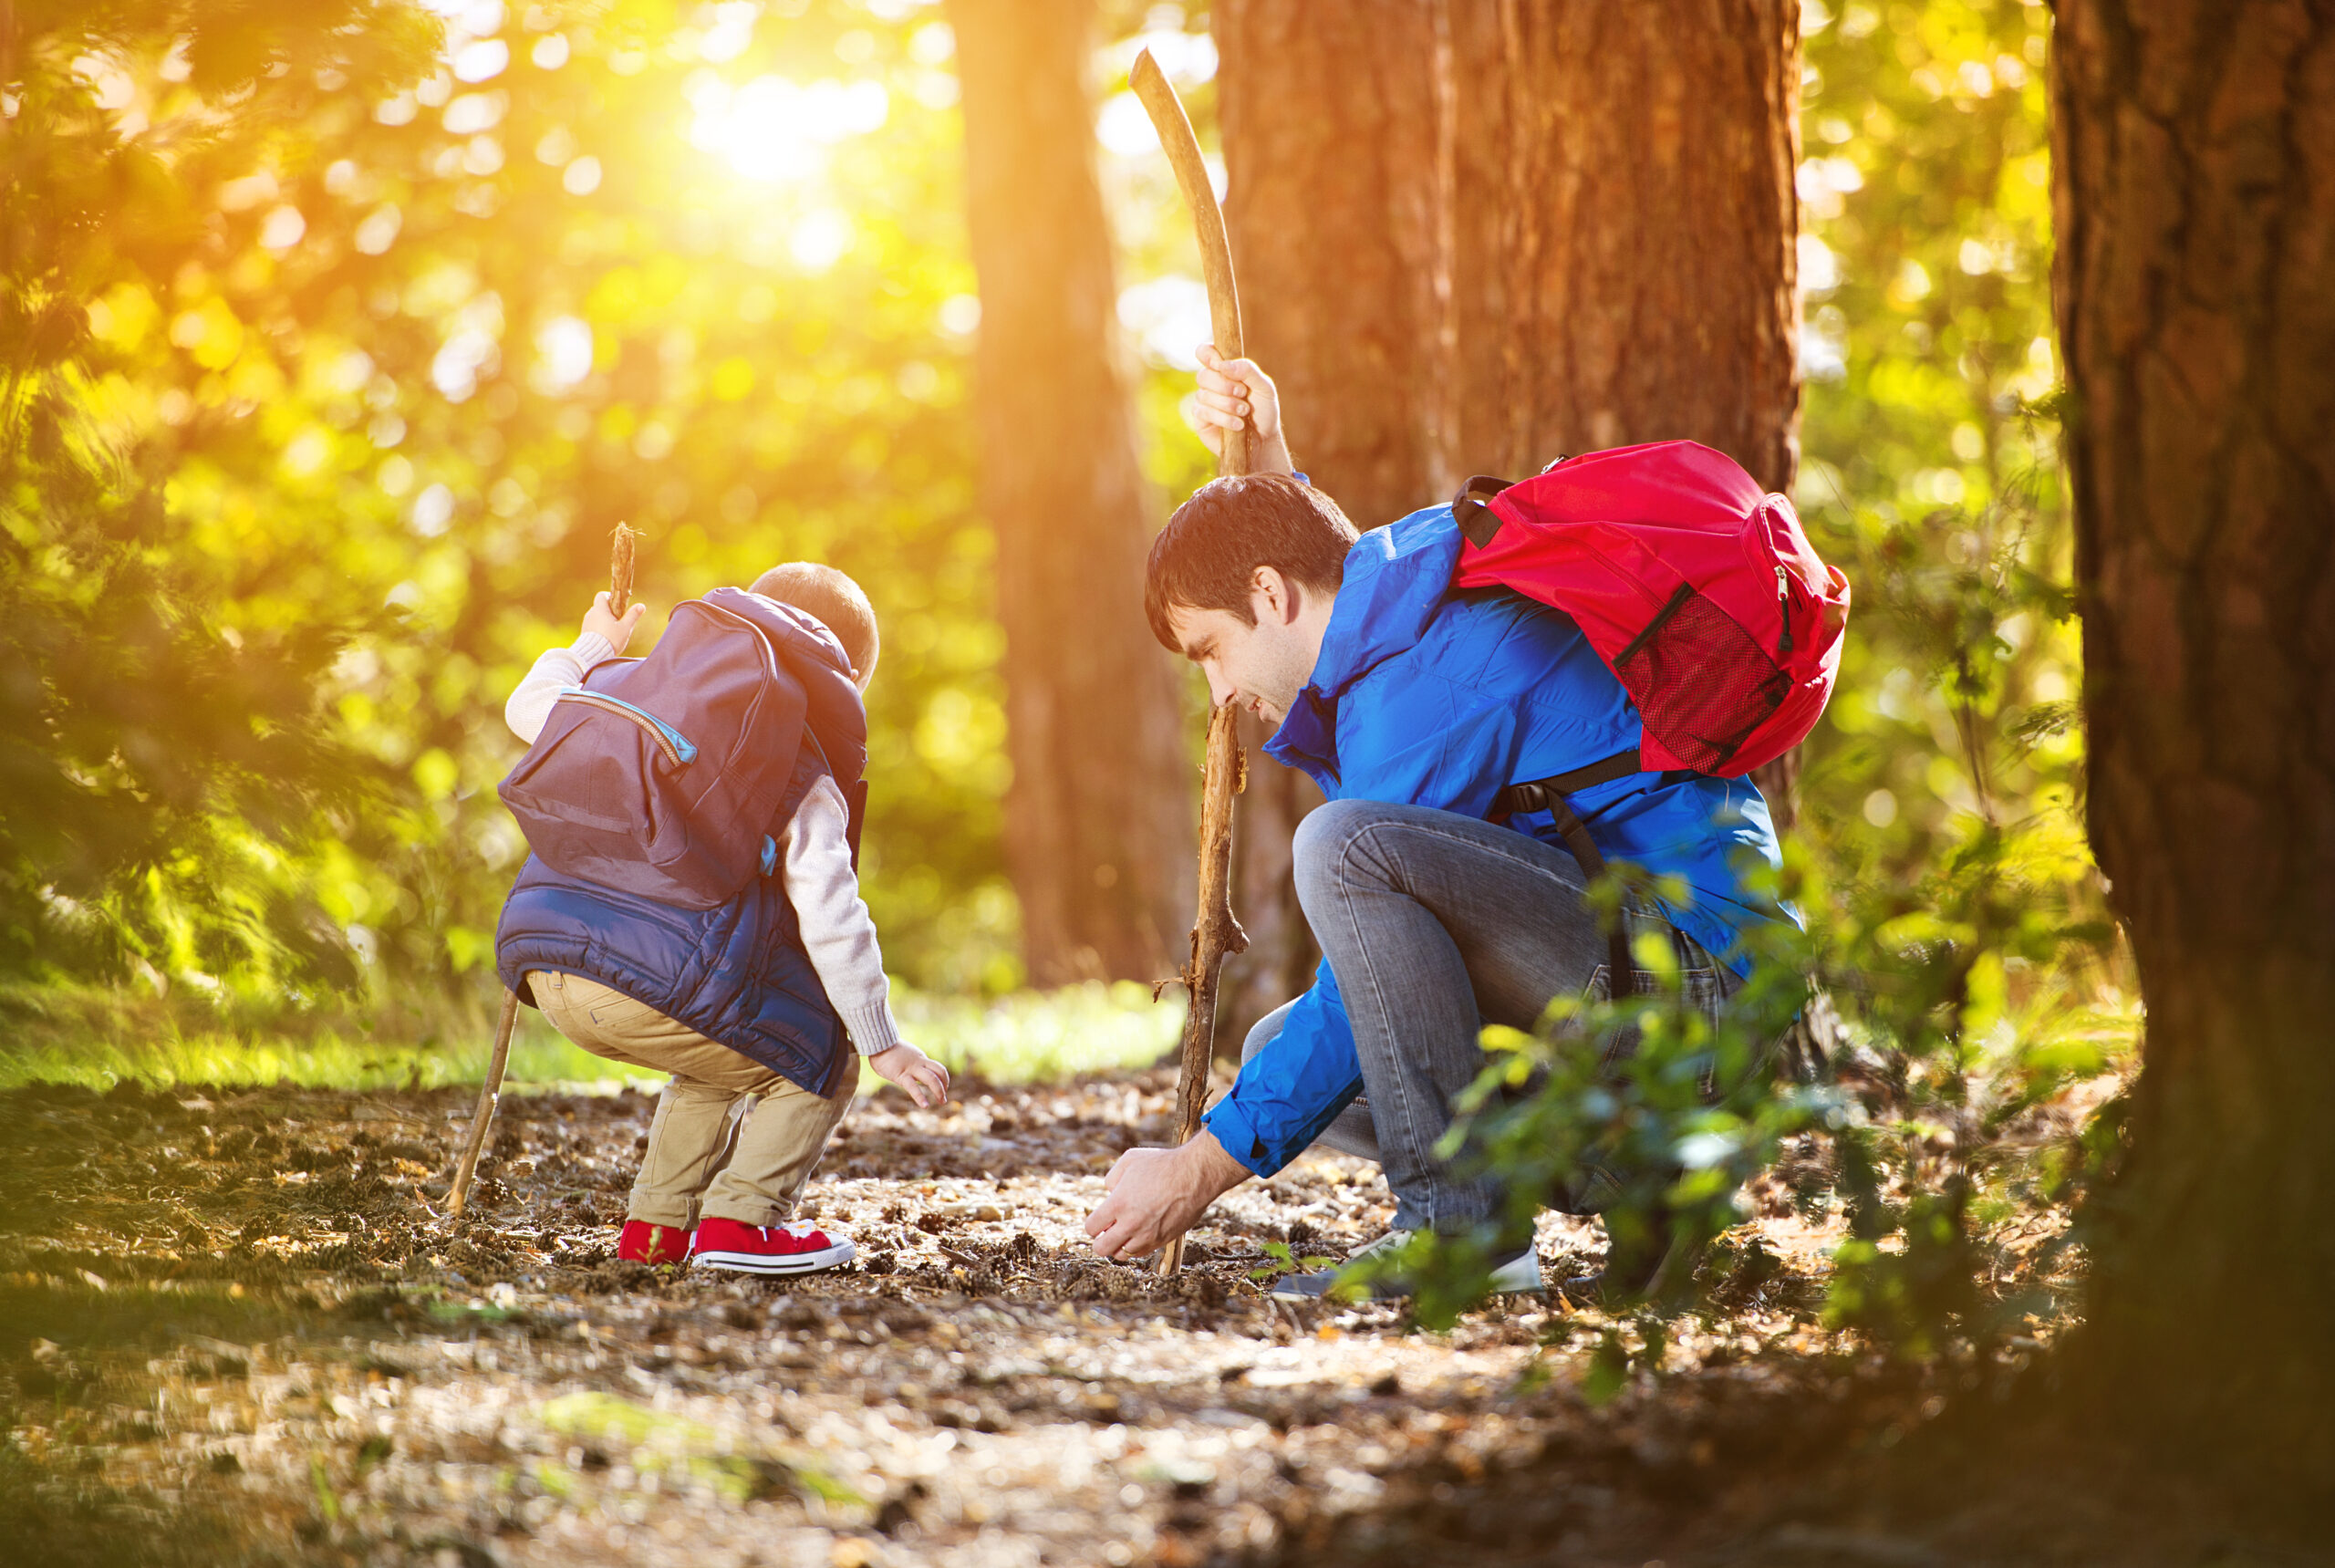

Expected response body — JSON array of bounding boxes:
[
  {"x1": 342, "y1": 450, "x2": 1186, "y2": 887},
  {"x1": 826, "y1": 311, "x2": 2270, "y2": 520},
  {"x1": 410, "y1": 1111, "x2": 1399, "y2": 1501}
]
[
  {"x1": 1187, "y1": 346, "x2": 1296, "y2": 475},
  {"x1": 582, "y1": 591, "x2": 648, "y2": 656},
  {"x1": 1084, "y1": 1130, "x2": 1251, "y2": 1261}
]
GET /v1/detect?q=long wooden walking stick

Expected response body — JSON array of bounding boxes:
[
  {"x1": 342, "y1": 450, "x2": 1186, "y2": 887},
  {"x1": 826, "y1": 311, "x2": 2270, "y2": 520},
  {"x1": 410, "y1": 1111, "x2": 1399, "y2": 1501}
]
[
  {"x1": 1130, "y1": 50, "x2": 1251, "y2": 476},
  {"x1": 447, "y1": 523, "x2": 639, "y2": 1219},
  {"x1": 1131, "y1": 50, "x2": 1254, "y2": 1275},
  {"x1": 1152, "y1": 701, "x2": 1248, "y2": 1275}
]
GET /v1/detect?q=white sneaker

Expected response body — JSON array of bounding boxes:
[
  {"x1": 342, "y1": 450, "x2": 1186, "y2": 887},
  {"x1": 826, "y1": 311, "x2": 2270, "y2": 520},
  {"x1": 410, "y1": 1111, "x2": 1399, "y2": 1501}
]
[{"x1": 1269, "y1": 1230, "x2": 1543, "y2": 1301}]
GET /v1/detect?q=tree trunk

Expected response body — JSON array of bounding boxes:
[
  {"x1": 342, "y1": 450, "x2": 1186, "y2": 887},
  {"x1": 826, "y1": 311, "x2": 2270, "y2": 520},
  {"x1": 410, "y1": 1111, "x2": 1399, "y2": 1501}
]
[
  {"x1": 2053, "y1": 0, "x2": 2335, "y2": 1469},
  {"x1": 1439, "y1": 2, "x2": 1802, "y2": 494},
  {"x1": 1447, "y1": 0, "x2": 1805, "y2": 822},
  {"x1": 1213, "y1": 0, "x2": 1804, "y2": 1022},
  {"x1": 1215, "y1": 1, "x2": 1456, "y2": 1044},
  {"x1": 951, "y1": 0, "x2": 1193, "y2": 984}
]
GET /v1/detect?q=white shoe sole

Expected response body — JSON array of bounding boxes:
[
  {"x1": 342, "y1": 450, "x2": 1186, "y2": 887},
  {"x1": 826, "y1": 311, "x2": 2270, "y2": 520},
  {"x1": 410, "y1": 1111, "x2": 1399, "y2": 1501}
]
[
  {"x1": 1489, "y1": 1249, "x2": 1545, "y2": 1293},
  {"x1": 1269, "y1": 1245, "x2": 1545, "y2": 1302},
  {"x1": 692, "y1": 1240, "x2": 856, "y2": 1275}
]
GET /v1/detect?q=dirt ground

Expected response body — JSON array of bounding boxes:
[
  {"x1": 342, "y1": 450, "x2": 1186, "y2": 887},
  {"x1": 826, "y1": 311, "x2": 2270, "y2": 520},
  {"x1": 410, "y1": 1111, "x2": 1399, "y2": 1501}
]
[{"x1": 0, "y1": 1069, "x2": 2291, "y2": 1568}]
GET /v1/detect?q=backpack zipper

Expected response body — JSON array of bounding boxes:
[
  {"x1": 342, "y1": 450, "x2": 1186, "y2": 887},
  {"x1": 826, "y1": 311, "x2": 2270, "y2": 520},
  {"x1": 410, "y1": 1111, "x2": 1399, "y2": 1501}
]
[
  {"x1": 554, "y1": 689, "x2": 698, "y2": 767},
  {"x1": 1776, "y1": 565, "x2": 1795, "y2": 655}
]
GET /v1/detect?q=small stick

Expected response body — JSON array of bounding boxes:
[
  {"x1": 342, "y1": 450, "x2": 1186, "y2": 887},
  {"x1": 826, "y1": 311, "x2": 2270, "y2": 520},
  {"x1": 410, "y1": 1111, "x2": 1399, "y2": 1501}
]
[
  {"x1": 446, "y1": 989, "x2": 519, "y2": 1219},
  {"x1": 609, "y1": 522, "x2": 638, "y2": 617},
  {"x1": 1155, "y1": 701, "x2": 1249, "y2": 1276},
  {"x1": 447, "y1": 527, "x2": 638, "y2": 1219}
]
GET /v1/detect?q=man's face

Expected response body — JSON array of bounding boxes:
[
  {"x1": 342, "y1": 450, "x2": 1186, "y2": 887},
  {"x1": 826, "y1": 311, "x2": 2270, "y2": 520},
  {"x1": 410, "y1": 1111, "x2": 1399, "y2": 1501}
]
[{"x1": 1164, "y1": 569, "x2": 1322, "y2": 727}]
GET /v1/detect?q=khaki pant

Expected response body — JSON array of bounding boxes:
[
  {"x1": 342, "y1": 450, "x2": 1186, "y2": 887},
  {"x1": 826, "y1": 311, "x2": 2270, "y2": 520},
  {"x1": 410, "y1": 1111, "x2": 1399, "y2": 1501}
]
[{"x1": 529, "y1": 971, "x2": 853, "y2": 1229}]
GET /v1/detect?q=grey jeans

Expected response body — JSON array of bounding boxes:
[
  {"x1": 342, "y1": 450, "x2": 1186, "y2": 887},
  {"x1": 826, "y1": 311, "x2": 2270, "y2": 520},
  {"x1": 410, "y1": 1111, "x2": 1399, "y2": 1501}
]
[{"x1": 1240, "y1": 797, "x2": 1736, "y2": 1236}]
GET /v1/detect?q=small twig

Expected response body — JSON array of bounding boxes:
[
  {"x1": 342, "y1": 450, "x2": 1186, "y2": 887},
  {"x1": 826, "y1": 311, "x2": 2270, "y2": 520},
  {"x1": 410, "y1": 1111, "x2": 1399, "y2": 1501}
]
[{"x1": 608, "y1": 522, "x2": 638, "y2": 616}]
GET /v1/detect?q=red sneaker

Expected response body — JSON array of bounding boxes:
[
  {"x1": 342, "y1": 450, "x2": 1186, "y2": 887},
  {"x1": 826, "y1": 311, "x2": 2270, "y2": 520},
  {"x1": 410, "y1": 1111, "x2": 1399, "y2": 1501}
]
[
  {"x1": 617, "y1": 1220, "x2": 690, "y2": 1265},
  {"x1": 690, "y1": 1217, "x2": 856, "y2": 1276}
]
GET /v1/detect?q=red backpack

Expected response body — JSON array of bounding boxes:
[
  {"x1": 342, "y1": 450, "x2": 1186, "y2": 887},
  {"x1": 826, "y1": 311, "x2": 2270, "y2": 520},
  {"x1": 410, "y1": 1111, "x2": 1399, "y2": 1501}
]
[
  {"x1": 1452, "y1": 439, "x2": 1848, "y2": 780},
  {"x1": 1450, "y1": 441, "x2": 1848, "y2": 991}
]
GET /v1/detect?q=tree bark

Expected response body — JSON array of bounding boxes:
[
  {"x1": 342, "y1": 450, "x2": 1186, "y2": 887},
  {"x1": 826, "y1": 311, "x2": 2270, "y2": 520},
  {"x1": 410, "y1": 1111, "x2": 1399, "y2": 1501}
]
[
  {"x1": 1440, "y1": 2, "x2": 1802, "y2": 495},
  {"x1": 2054, "y1": 0, "x2": 2335, "y2": 1467},
  {"x1": 1216, "y1": 1, "x2": 1453, "y2": 1044},
  {"x1": 1212, "y1": 0, "x2": 1804, "y2": 1028},
  {"x1": 951, "y1": 0, "x2": 1193, "y2": 983}
]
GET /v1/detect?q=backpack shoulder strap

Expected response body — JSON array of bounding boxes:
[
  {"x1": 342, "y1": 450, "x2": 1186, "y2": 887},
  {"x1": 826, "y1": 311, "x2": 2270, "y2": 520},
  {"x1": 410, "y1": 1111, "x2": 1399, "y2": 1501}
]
[{"x1": 1489, "y1": 748, "x2": 1644, "y2": 1000}]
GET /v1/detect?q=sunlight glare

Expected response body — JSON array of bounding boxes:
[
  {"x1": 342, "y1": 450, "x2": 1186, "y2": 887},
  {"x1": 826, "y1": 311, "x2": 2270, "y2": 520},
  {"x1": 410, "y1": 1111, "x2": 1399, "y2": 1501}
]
[
  {"x1": 688, "y1": 75, "x2": 887, "y2": 184},
  {"x1": 790, "y1": 211, "x2": 853, "y2": 270},
  {"x1": 452, "y1": 38, "x2": 510, "y2": 83},
  {"x1": 534, "y1": 317, "x2": 595, "y2": 393},
  {"x1": 1096, "y1": 93, "x2": 1157, "y2": 158},
  {"x1": 698, "y1": 3, "x2": 760, "y2": 64},
  {"x1": 1116, "y1": 276, "x2": 1210, "y2": 369},
  {"x1": 258, "y1": 206, "x2": 307, "y2": 252}
]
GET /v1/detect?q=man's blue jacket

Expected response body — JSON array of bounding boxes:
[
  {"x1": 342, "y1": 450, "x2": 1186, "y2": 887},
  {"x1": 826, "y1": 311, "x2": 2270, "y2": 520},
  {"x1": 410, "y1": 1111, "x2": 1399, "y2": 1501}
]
[{"x1": 1202, "y1": 504, "x2": 1788, "y2": 1179}]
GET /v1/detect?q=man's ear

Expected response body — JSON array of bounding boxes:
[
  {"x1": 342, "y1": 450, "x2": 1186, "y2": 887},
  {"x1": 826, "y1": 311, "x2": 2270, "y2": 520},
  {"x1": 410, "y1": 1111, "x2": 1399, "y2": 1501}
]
[{"x1": 1251, "y1": 565, "x2": 1299, "y2": 627}]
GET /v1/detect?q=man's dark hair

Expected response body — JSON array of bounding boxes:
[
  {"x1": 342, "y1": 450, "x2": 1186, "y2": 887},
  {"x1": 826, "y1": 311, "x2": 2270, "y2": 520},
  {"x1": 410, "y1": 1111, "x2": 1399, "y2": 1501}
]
[
  {"x1": 1144, "y1": 473, "x2": 1360, "y2": 650},
  {"x1": 751, "y1": 561, "x2": 879, "y2": 679}
]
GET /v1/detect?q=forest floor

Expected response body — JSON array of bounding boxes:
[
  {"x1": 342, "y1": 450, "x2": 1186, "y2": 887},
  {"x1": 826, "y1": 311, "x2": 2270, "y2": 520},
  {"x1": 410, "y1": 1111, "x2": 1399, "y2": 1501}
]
[{"x1": 0, "y1": 1070, "x2": 2302, "y2": 1568}]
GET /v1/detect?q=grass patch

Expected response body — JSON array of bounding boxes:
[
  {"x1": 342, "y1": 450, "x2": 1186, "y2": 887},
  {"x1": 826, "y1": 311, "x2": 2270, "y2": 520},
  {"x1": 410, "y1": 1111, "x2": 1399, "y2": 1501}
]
[
  {"x1": 0, "y1": 980, "x2": 1182, "y2": 1093},
  {"x1": 535, "y1": 1391, "x2": 861, "y2": 1506},
  {"x1": 889, "y1": 980, "x2": 1181, "y2": 1085}
]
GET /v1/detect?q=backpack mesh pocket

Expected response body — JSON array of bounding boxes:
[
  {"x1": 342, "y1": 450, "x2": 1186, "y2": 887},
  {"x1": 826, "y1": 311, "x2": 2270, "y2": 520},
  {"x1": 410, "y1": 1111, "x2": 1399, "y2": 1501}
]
[{"x1": 1614, "y1": 587, "x2": 1790, "y2": 773}]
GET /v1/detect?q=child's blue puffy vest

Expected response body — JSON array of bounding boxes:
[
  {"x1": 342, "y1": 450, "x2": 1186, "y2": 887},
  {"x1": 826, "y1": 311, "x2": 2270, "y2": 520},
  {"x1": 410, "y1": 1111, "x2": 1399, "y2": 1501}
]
[{"x1": 493, "y1": 593, "x2": 870, "y2": 1096}]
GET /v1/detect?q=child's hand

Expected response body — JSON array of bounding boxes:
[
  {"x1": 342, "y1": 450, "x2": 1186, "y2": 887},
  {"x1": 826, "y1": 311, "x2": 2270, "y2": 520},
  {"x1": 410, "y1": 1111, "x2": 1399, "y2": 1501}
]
[
  {"x1": 582, "y1": 591, "x2": 648, "y2": 656},
  {"x1": 868, "y1": 1042, "x2": 950, "y2": 1108}
]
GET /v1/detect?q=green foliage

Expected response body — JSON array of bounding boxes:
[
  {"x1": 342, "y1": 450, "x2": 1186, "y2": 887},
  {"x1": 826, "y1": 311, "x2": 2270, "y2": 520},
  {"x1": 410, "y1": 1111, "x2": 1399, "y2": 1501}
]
[
  {"x1": 0, "y1": 0, "x2": 1052, "y2": 1003},
  {"x1": 1, "y1": 3, "x2": 443, "y2": 995},
  {"x1": 1793, "y1": 0, "x2": 2129, "y2": 1358},
  {"x1": 536, "y1": 1391, "x2": 860, "y2": 1507},
  {"x1": 5, "y1": 0, "x2": 1233, "y2": 1013},
  {"x1": 1380, "y1": 905, "x2": 1826, "y2": 1335},
  {"x1": 1249, "y1": 1238, "x2": 1335, "y2": 1283}
]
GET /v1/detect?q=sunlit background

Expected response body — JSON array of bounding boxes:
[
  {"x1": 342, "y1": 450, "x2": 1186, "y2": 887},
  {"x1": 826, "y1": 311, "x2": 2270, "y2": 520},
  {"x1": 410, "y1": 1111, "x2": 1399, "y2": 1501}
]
[{"x1": 6, "y1": 0, "x2": 2100, "y2": 1094}]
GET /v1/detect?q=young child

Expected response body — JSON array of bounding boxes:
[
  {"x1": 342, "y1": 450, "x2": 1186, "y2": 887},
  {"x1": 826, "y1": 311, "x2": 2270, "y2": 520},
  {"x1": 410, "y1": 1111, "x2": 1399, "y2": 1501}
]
[{"x1": 494, "y1": 562, "x2": 948, "y2": 1275}]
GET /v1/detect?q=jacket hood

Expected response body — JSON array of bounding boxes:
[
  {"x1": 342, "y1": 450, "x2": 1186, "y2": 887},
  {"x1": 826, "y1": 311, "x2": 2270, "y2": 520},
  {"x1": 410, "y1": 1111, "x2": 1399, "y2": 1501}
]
[
  {"x1": 705, "y1": 587, "x2": 869, "y2": 784},
  {"x1": 1272, "y1": 509, "x2": 1464, "y2": 768}
]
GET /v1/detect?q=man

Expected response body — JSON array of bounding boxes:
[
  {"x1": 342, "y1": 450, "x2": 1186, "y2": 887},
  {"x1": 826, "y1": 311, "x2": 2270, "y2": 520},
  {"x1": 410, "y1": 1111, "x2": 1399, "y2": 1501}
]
[{"x1": 1082, "y1": 349, "x2": 1787, "y2": 1299}]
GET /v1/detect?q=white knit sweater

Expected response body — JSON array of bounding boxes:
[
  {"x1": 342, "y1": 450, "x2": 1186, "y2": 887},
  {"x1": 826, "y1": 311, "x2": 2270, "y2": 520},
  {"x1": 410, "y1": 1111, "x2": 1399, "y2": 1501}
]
[{"x1": 503, "y1": 632, "x2": 904, "y2": 1054}]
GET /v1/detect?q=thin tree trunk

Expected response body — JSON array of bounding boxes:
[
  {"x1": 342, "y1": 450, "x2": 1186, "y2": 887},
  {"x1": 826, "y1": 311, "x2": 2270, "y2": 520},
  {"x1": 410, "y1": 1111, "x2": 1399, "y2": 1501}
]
[
  {"x1": 1213, "y1": 0, "x2": 1804, "y2": 1018},
  {"x1": 951, "y1": 0, "x2": 1193, "y2": 983},
  {"x1": 2054, "y1": 0, "x2": 2335, "y2": 1469}
]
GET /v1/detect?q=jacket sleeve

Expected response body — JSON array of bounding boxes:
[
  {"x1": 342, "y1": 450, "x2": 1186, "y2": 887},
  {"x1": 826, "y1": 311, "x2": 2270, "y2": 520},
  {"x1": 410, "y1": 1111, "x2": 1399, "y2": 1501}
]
[
  {"x1": 1201, "y1": 959, "x2": 1364, "y2": 1178},
  {"x1": 503, "y1": 631, "x2": 614, "y2": 744}
]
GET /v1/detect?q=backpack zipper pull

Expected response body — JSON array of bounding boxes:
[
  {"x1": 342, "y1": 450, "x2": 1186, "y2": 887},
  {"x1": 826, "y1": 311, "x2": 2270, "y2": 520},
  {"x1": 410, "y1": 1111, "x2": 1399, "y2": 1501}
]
[{"x1": 1775, "y1": 566, "x2": 1795, "y2": 655}]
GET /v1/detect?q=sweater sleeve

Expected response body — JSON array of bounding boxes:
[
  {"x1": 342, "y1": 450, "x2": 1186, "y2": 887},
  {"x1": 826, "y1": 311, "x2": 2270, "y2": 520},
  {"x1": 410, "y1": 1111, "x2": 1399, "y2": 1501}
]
[
  {"x1": 778, "y1": 774, "x2": 905, "y2": 1054},
  {"x1": 504, "y1": 631, "x2": 616, "y2": 744}
]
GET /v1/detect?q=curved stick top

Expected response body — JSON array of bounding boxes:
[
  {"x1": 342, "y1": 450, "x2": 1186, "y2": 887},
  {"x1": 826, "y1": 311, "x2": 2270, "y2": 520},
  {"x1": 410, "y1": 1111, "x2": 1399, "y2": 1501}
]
[{"x1": 1129, "y1": 48, "x2": 1250, "y2": 477}]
